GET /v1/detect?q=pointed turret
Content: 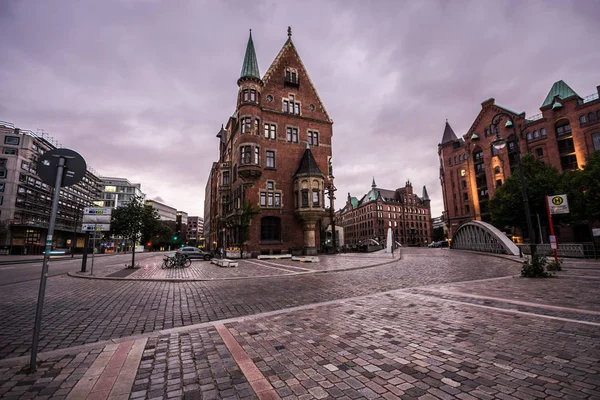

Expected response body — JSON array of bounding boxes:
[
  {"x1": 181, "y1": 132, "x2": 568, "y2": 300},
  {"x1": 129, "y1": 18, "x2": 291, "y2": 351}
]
[
  {"x1": 371, "y1": 177, "x2": 377, "y2": 188},
  {"x1": 294, "y1": 146, "x2": 323, "y2": 178},
  {"x1": 441, "y1": 120, "x2": 458, "y2": 144},
  {"x1": 422, "y1": 186, "x2": 430, "y2": 202},
  {"x1": 238, "y1": 30, "x2": 261, "y2": 84},
  {"x1": 542, "y1": 80, "x2": 581, "y2": 108}
]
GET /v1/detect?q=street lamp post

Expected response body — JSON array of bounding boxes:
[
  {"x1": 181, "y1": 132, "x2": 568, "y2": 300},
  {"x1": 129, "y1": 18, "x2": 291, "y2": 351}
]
[
  {"x1": 485, "y1": 112, "x2": 537, "y2": 257},
  {"x1": 326, "y1": 183, "x2": 337, "y2": 252}
]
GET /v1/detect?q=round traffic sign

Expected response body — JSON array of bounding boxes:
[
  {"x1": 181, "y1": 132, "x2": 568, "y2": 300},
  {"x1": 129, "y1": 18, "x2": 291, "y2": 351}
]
[
  {"x1": 551, "y1": 196, "x2": 563, "y2": 206},
  {"x1": 36, "y1": 148, "x2": 87, "y2": 188}
]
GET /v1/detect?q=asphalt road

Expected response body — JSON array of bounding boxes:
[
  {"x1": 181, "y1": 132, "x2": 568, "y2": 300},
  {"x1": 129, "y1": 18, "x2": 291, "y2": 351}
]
[{"x1": 0, "y1": 252, "x2": 163, "y2": 286}]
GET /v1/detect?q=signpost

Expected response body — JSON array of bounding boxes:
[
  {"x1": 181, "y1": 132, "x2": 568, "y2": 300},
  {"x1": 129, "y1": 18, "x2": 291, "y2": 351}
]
[
  {"x1": 546, "y1": 194, "x2": 570, "y2": 264},
  {"x1": 31, "y1": 149, "x2": 86, "y2": 372},
  {"x1": 81, "y1": 207, "x2": 112, "y2": 276}
]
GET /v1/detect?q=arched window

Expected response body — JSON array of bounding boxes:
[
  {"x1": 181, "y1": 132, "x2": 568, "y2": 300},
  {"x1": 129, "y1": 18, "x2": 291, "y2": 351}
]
[
  {"x1": 555, "y1": 120, "x2": 571, "y2": 137},
  {"x1": 533, "y1": 130, "x2": 539, "y2": 139},
  {"x1": 541, "y1": 128, "x2": 547, "y2": 137},
  {"x1": 589, "y1": 112, "x2": 596, "y2": 123},
  {"x1": 261, "y1": 217, "x2": 281, "y2": 241},
  {"x1": 593, "y1": 132, "x2": 600, "y2": 152},
  {"x1": 579, "y1": 115, "x2": 587, "y2": 125},
  {"x1": 494, "y1": 166, "x2": 501, "y2": 174}
]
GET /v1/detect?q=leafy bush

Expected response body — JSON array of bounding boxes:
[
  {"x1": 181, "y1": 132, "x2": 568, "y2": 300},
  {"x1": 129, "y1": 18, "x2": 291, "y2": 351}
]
[
  {"x1": 521, "y1": 253, "x2": 552, "y2": 277},
  {"x1": 546, "y1": 258, "x2": 563, "y2": 272}
]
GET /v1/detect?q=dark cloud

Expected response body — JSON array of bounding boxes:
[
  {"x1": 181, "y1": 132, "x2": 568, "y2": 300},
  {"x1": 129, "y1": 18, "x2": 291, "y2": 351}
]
[{"x1": 0, "y1": 0, "x2": 598, "y2": 217}]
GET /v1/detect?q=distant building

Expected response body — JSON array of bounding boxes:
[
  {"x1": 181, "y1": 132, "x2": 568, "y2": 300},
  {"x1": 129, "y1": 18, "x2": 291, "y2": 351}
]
[
  {"x1": 204, "y1": 163, "x2": 217, "y2": 251},
  {"x1": 0, "y1": 120, "x2": 101, "y2": 254},
  {"x1": 439, "y1": 80, "x2": 600, "y2": 240},
  {"x1": 204, "y1": 28, "x2": 334, "y2": 256},
  {"x1": 176, "y1": 211, "x2": 188, "y2": 243},
  {"x1": 188, "y1": 216, "x2": 198, "y2": 241},
  {"x1": 431, "y1": 215, "x2": 448, "y2": 239},
  {"x1": 145, "y1": 199, "x2": 177, "y2": 221},
  {"x1": 338, "y1": 179, "x2": 432, "y2": 248},
  {"x1": 187, "y1": 216, "x2": 204, "y2": 245},
  {"x1": 95, "y1": 177, "x2": 144, "y2": 208}
]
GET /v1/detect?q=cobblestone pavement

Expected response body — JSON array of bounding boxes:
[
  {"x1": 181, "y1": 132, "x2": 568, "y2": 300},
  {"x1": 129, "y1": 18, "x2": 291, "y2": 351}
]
[
  {"x1": 74, "y1": 251, "x2": 403, "y2": 281},
  {"x1": 1, "y1": 256, "x2": 597, "y2": 399},
  {"x1": 0, "y1": 250, "x2": 598, "y2": 399},
  {"x1": 0, "y1": 250, "x2": 521, "y2": 360}
]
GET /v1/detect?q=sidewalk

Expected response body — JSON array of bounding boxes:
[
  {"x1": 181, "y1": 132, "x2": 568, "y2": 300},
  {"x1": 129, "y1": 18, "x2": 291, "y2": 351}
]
[
  {"x1": 1, "y1": 257, "x2": 598, "y2": 399},
  {"x1": 69, "y1": 251, "x2": 404, "y2": 282},
  {"x1": 0, "y1": 252, "x2": 122, "y2": 265}
]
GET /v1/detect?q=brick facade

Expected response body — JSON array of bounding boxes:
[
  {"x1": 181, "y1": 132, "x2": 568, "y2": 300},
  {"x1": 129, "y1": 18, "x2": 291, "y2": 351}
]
[
  {"x1": 439, "y1": 81, "x2": 600, "y2": 240},
  {"x1": 205, "y1": 29, "x2": 334, "y2": 256},
  {"x1": 339, "y1": 179, "x2": 432, "y2": 248}
]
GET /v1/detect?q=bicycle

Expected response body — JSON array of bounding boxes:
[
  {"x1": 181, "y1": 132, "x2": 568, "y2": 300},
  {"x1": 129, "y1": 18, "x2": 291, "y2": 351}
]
[{"x1": 161, "y1": 254, "x2": 191, "y2": 269}]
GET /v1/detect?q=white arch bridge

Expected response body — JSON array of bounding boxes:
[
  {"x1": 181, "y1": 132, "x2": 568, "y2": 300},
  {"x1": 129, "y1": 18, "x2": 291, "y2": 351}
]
[{"x1": 451, "y1": 221, "x2": 520, "y2": 256}]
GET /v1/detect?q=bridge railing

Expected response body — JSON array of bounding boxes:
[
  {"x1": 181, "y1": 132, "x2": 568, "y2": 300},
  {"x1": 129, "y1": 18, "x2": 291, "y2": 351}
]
[{"x1": 517, "y1": 243, "x2": 598, "y2": 259}]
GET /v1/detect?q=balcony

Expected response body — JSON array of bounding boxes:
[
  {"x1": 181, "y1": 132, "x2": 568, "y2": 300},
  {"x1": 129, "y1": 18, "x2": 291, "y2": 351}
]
[
  {"x1": 284, "y1": 76, "x2": 300, "y2": 87},
  {"x1": 238, "y1": 164, "x2": 262, "y2": 181}
]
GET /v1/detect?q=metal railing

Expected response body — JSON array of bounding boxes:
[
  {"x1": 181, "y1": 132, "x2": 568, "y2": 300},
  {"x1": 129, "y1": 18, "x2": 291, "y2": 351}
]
[
  {"x1": 525, "y1": 113, "x2": 543, "y2": 123},
  {"x1": 518, "y1": 243, "x2": 598, "y2": 259},
  {"x1": 581, "y1": 93, "x2": 599, "y2": 104}
]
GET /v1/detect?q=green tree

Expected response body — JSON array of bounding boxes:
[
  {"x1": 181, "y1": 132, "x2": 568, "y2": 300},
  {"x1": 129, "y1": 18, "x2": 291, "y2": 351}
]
[
  {"x1": 562, "y1": 152, "x2": 600, "y2": 225},
  {"x1": 110, "y1": 196, "x2": 160, "y2": 268},
  {"x1": 489, "y1": 154, "x2": 562, "y2": 241}
]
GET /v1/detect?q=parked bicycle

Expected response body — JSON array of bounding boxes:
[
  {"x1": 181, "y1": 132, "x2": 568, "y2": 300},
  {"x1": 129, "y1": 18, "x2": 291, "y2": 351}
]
[{"x1": 161, "y1": 253, "x2": 191, "y2": 269}]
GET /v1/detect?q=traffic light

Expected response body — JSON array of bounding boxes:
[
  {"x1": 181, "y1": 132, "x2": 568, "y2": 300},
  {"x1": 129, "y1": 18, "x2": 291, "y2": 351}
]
[{"x1": 173, "y1": 231, "x2": 180, "y2": 241}]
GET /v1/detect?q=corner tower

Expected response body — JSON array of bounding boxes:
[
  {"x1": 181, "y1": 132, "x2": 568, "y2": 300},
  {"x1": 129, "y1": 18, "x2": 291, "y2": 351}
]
[{"x1": 214, "y1": 27, "x2": 334, "y2": 257}]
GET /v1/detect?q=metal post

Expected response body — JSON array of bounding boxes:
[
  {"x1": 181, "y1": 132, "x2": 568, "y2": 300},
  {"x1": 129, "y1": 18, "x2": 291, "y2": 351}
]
[
  {"x1": 81, "y1": 231, "x2": 89, "y2": 272},
  {"x1": 91, "y1": 224, "x2": 97, "y2": 276},
  {"x1": 328, "y1": 186, "x2": 336, "y2": 252},
  {"x1": 30, "y1": 157, "x2": 65, "y2": 372},
  {"x1": 516, "y1": 150, "x2": 537, "y2": 258},
  {"x1": 536, "y1": 213, "x2": 544, "y2": 244}
]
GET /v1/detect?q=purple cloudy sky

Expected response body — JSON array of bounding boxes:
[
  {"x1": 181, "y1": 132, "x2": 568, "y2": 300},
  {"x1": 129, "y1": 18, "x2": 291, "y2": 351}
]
[{"x1": 1, "y1": 0, "x2": 599, "y2": 218}]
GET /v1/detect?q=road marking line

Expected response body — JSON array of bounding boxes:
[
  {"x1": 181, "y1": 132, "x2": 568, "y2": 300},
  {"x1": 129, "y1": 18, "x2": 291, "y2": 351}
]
[
  {"x1": 260, "y1": 260, "x2": 313, "y2": 271},
  {"x1": 418, "y1": 288, "x2": 600, "y2": 316},
  {"x1": 215, "y1": 324, "x2": 278, "y2": 399},
  {"x1": 410, "y1": 292, "x2": 600, "y2": 327},
  {"x1": 244, "y1": 259, "x2": 309, "y2": 273}
]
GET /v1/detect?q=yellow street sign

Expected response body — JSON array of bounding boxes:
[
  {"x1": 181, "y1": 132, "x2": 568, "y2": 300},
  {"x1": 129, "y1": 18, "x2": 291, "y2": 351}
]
[{"x1": 548, "y1": 194, "x2": 569, "y2": 214}]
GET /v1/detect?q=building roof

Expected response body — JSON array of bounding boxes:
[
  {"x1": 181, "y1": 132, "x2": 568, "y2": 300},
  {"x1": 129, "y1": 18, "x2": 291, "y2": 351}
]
[
  {"x1": 541, "y1": 80, "x2": 581, "y2": 108},
  {"x1": 294, "y1": 145, "x2": 323, "y2": 177},
  {"x1": 262, "y1": 27, "x2": 333, "y2": 123},
  {"x1": 422, "y1": 186, "x2": 430, "y2": 201},
  {"x1": 239, "y1": 30, "x2": 260, "y2": 81},
  {"x1": 440, "y1": 120, "x2": 458, "y2": 144}
]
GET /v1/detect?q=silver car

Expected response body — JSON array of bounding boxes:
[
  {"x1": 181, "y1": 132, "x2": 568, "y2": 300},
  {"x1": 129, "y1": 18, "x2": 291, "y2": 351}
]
[{"x1": 175, "y1": 247, "x2": 213, "y2": 261}]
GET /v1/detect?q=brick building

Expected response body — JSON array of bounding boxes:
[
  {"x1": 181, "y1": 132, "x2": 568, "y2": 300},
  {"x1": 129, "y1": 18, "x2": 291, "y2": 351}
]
[
  {"x1": 439, "y1": 80, "x2": 600, "y2": 240},
  {"x1": 338, "y1": 179, "x2": 432, "y2": 248},
  {"x1": 205, "y1": 28, "x2": 334, "y2": 256}
]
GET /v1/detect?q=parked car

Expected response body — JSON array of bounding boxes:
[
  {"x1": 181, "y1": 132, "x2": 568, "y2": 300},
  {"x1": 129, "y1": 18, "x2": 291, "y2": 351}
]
[{"x1": 176, "y1": 247, "x2": 213, "y2": 261}]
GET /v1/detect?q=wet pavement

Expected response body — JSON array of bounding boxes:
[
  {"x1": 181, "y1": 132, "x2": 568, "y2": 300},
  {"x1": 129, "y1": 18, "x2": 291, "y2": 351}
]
[{"x1": 0, "y1": 249, "x2": 598, "y2": 399}]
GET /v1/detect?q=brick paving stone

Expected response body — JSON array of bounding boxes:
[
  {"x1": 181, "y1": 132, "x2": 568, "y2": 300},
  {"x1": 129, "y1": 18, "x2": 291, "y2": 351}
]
[
  {"x1": 1, "y1": 250, "x2": 598, "y2": 399},
  {"x1": 1, "y1": 250, "x2": 521, "y2": 359}
]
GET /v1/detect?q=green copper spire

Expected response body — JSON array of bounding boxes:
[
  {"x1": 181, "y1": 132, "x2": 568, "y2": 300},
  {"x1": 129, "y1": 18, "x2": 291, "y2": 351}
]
[
  {"x1": 542, "y1": 80, "x2": 580, "y2": 108},
  {"x1": 371, "y1": 177, "x2": 376, "y2": 188},
  {"x1": 239, "y1": 30, "x2": 260, "y2": 81}
]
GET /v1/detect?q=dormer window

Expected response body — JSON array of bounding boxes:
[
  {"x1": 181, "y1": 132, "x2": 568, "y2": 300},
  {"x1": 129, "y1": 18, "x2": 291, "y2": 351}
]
[{"x1": 285, "y1": 68, "x2": 299, "y2": 86}]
